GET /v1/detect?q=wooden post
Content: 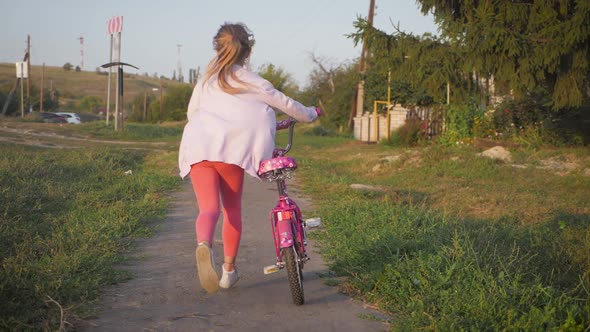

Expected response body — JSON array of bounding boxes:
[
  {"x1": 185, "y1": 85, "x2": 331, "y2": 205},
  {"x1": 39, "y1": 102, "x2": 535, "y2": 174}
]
[{"x1": 373, "y1": 100, "x2": 378, "y2": 142}]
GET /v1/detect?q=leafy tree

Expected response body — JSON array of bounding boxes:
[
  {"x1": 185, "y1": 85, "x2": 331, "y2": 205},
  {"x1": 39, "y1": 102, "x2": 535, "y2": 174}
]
[
  {"x1": 28, "y1": 85, "x2": 60, "y2": 112},
  {"x1": 80, "y1": 96, "x2": 104, "y2": 113},
  {"x1": 128, "y1": 92, "x2": 156, "y2": 122},
  {"x1": 349, "y1": 19, "x2": 475, "y2": 108},
  {"x1": 299, "y1": 59, "x2": 358, "y2": 131},
  {"x1": 62, "y1": 63, "x2": 73, "y2": 71},
  {"x1": 416, "y1": 0, "x2": 590, "y2": 109},
  {"x1": 257, "y1": 63, "x2": 299, "y2": 96},
  {"x1": 161, "y1": 84, "x2": 192, "y2": 121}
]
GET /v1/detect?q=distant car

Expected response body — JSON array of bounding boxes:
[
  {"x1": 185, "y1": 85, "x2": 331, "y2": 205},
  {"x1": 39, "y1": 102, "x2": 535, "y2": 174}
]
[
  {"x1": 31, "y1": 112, "x2": 68, "y2": 123},
  {"x1": 54, "y1": 112, "x2": 82, "y2": 124}
]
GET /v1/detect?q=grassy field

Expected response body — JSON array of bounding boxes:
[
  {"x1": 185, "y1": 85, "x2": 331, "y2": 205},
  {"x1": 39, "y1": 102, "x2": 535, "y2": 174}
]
[
  {"x1": 1, "y1": 119, "x2": 588, "y2": 330},
  {"x1": 282, "y1": 128, "x2": 590, "y2": 331},
  {"x1": 0, "y1": 122, "x2": 182, "y2": 330},
  {"x1": 0, "y1": 63, "x2": 184, "y2": 109}
]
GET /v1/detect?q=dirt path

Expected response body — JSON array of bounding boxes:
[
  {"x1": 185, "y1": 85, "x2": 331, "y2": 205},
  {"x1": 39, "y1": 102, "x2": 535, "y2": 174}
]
[{"x1": 79, "y1": 176, "x2": 389, "y2": 331}]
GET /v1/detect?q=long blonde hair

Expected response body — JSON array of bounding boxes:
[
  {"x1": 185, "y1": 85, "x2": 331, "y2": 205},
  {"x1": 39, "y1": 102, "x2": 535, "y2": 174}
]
[{"x1": 202, "y1": 22, "x2": 255, "y2": 94}]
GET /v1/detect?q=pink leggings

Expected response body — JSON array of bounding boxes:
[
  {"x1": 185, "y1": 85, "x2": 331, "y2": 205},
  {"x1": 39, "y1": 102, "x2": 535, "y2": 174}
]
[{"x1": 189, "y1": 161, "x2": 244, "y2": 257}]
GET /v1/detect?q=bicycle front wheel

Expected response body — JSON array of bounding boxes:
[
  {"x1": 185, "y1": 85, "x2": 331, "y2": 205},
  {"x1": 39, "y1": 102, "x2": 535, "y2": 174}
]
[{"x1": 281, "y1": 246, "x2": 304, "y2": 305}]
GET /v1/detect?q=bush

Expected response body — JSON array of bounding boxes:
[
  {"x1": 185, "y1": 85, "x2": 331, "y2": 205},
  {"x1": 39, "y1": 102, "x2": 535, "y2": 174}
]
[
  {"x1": 382, "y1": 118, "x2": 426, "y2": 146},
  {"x1": 437, "y1": 104, "x2": 481, "y2": 146},
  {"x1": 492, "y1": 98, "x2": 548, "y2": 137},
  {"x1": 487, "y1": 97, "x2": 588, "y2": 147},
  {"x1": 303, "y1": 125, "x2": 337, "y2": 137}
]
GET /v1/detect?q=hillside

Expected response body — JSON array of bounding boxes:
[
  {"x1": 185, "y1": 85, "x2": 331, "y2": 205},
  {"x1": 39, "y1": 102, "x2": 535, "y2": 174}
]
[{"x1": 0, "y1": 63, "x2": 187, "y2": 110}]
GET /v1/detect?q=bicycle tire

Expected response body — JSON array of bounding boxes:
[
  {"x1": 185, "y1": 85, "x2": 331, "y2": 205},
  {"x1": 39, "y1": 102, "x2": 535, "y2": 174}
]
[{"x1": 281, "y1": 246, "x2": 304, "y2": 305}]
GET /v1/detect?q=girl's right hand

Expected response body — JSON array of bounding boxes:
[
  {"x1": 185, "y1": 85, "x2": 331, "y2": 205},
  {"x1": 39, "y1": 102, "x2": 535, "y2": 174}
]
[{"x1": 315, "y1": 107, "x2": 323, "y2": 117}]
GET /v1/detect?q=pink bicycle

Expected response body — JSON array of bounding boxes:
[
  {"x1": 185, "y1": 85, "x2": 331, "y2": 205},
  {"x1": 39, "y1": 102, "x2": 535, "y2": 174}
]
[{"x1": 257, "y1": 118, "x2": 309, "y2": 305}]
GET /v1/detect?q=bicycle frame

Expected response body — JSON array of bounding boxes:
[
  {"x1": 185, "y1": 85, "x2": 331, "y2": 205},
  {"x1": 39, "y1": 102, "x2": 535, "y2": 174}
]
[{"x1": 266, "y1": 120, "x2": 307, "y2": 267}]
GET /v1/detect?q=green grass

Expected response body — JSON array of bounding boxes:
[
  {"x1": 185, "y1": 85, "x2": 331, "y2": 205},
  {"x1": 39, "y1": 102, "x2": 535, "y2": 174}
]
[
  {"x1": 0, "y1": 144, "x2": 180, "y2": 330},
  {"x1": 2, "y1": 120, "x2": 588, "y2": 330},
  {"x1": 74, "y1": 121, "x2": 184, "y2": 141},
  {"x1": 285, "y1": 129, "x2": 590, "y2": 331}
]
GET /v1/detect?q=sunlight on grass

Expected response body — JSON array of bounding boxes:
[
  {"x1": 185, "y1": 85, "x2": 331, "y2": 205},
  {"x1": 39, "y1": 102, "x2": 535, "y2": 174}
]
[
  {"x1": 0, "y1": 144, "x2": 180, "y2": 330},
  {"x1": 289, "y1": 132, "x2": 590, "y2": 331}
]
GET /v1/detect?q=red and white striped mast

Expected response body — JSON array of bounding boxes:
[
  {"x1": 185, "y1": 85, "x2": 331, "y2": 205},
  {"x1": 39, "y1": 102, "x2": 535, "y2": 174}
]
[{"x1": 106, "y1": 16, "x2": 123, "y2": 129}]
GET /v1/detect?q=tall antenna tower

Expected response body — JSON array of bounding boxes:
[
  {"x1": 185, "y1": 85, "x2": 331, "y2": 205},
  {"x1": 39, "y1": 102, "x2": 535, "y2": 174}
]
[
  {"x1": 78, "y1": 36, "x2": 84, "y2": 69},
  {"x1": 176, "y1": 44, "x2": 183, "y2": 82}
]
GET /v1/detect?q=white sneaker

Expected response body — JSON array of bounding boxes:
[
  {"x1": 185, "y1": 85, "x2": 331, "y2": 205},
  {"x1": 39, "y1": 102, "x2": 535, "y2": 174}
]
[
  {"x1": 219, "y1": 265, "x2": 239, "y2": 289},
  {"x1": 196, "y1": 243, "x2": 219, "y2": 293}
]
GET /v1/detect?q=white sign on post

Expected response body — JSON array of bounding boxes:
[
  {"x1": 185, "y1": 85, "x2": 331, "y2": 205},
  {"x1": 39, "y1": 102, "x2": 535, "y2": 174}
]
[{"x1": 15, "y1": 62, "x2": 28, "y2": 78}]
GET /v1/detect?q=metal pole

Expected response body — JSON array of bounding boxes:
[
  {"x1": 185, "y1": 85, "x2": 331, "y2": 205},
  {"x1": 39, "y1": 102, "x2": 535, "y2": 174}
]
[
  {"x1": 119, "y1": 66, "x2": 124, "y2": 131},
  {"x1": 40, "y1": 63, "x2": 44, "y2": 112},
  {"x1": 159, "y1": 79, "x2": 163, "y2": 123},
  {"x1": 350, "y1": 0, "x2": 375, "y2": 130},
  {"x1": 26, "y1": 35, "x2": 31, "y2": 109},
  {"x1": 114, "y1": 32, "x2": 120, "y2": 131},
  {"x1": 386, "y1": 69, "x2": 391, "y2": 139},
  {"x1": 20, "y1": 64, "x2": 24, "y2": 118},
  {"x1": 106, "y1": 34, "x2": 113, "y2": 126}
]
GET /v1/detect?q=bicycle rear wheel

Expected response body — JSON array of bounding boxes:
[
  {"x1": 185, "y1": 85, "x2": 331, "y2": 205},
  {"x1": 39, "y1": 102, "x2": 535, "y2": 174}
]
[{"x1": 281, "y1": 246, "x2": 304, "y2": 305}]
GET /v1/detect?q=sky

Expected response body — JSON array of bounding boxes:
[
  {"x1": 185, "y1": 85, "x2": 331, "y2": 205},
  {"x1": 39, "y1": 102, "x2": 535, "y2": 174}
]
[{"x1": 1, "y1": 0, "x2": 438, "y2": 87}]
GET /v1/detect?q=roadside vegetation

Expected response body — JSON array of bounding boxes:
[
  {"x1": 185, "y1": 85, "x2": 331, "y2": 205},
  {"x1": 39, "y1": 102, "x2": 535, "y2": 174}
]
[
  {"x1": 284, "y1": 129, "x2": 590, "y2": 331},
  {"x1": 1, "y1": 1, "x2": 588, "y2": 330},
  {"x1": 0, "y1": 128, "x2": 180, "y2": 330}
]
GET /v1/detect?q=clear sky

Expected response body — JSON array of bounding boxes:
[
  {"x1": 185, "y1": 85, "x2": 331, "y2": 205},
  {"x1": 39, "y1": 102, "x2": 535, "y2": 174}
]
[{"x1": 1, "y1": 0, "x2": 438, "y2": 87}]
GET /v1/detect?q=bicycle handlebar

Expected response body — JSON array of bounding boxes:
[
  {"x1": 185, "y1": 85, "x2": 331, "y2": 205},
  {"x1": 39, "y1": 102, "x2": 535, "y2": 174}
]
[{"x1": 275, "y1": 107, "x2": 322, "y2": 156}]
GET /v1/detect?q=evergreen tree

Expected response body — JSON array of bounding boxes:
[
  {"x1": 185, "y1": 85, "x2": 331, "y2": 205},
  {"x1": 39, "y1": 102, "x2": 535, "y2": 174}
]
[{"x1": 417, "y1": 0, "x2": 590, "y2": 109}]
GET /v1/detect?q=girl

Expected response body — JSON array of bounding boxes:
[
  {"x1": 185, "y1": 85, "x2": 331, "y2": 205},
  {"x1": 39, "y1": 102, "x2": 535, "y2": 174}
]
[{"x1": 178, "y1": 22, "x2": 321, "y2": 293}]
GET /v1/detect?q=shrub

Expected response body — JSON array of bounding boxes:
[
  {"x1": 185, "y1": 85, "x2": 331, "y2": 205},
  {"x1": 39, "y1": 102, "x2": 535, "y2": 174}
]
[
  {"x1": 382, "y1": 118, "x2": 426, "y2": 146},
  {"x1": 303, "y1": 125, "x2": 336, "y2": 137},
  {"x1": 437, "y1": 104, "x2": 481, "y2": 146}
]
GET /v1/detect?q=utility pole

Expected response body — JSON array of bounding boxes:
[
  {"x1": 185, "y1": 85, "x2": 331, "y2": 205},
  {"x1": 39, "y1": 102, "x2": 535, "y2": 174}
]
[
  {"x1": 106, "y1": 33, "x2": 113, "y2": 126},
  {"x1": 114, "y1": 32, "x2": 121, "y2": 131},
  {"x1": 143, "y1": 91, "x2": 147, "y2": 121},
  {"x1": 349, "y1": 0, "x2": 375, "y2": 130},
  {"x1": 159, "y1": 78, "x2": 163, "y2": 122},
  {"x1": 19, "y1": 62, "x2": 24, "y2": 118},
  {"x1": 40, "y1": 63, "x2": 44, "y2": 112},
  {"x1": 50, "y1": 80, "x2": 54, "y2": 101},
  {"x1": 26, "y1": 35, "x2": 31, "y2": 111},
  {"x1": 177, "y1": 44, "x2": 183, "y2": 82},
  {"x1": 78, "y1": 36, "x2": 84, "y2": 70}
]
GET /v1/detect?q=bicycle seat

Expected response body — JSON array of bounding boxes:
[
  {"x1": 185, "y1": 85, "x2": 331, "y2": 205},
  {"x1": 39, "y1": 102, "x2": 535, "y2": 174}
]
[{"x1": 257, "y1": 156, "x2": 298, "y2": 181}]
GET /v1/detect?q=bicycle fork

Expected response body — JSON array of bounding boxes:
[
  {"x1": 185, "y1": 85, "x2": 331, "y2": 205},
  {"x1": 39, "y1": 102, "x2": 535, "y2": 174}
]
[{"x1": 263, "y1": 196, "x2": 308, "y2": 275}]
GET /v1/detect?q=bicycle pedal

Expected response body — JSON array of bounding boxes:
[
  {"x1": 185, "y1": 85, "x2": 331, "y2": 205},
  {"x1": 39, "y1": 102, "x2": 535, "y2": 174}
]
[{"x1": 263, "y1": 265, "x2": 279, "y2": 275}]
